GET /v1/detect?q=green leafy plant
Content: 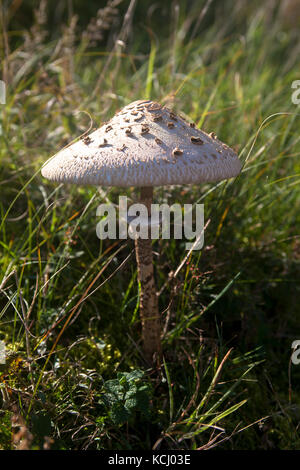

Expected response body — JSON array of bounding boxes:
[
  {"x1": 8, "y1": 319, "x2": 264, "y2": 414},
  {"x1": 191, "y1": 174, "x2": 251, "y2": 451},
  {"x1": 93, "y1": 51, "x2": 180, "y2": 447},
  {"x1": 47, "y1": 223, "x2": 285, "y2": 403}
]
[{"x1": 99, "y1": 370, "x2": 151, "y2": 425}]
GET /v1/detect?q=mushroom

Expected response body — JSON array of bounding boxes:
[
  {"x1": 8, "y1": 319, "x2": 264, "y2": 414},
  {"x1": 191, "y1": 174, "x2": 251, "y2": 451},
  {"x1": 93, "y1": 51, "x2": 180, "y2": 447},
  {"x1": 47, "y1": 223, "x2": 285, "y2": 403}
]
[{"x1": 41, "y1": 99, "x2": 242, "y2": 365}]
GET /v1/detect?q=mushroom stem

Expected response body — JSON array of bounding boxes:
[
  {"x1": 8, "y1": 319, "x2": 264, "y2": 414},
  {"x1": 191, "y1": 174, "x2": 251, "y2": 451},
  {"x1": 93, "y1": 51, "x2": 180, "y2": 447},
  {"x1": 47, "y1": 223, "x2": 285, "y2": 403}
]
[{"x1": 134, "y1": 186, "x2": 162, "y2": 364}]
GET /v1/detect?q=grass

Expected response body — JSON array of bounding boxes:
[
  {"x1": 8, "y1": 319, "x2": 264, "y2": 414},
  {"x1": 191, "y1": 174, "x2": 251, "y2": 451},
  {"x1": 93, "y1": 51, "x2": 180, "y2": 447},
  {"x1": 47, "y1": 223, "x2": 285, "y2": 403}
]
[{"x1": 0, "y1": 0, "x2": 300, "y2": 450}]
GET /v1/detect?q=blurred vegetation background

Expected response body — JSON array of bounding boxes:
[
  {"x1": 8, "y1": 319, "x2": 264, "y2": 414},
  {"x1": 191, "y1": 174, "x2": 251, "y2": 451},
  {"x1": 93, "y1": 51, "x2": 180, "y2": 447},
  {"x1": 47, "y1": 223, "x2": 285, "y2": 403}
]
[{"x1": 0, "y1": 0, "x2": 300, "y2": 450}]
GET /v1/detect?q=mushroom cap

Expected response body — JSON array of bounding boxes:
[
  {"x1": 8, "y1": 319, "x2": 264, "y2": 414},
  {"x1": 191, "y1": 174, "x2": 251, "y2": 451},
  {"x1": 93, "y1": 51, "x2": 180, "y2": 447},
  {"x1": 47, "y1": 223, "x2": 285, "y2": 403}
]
[{"x1": 41, "y1": 100, "x2": 242, "y2": 187}]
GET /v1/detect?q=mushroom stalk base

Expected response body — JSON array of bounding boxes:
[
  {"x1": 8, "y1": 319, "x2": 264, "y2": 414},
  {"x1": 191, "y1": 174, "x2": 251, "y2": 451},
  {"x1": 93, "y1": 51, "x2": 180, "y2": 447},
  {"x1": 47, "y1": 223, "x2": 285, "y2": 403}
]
[{"x1": 134, "y1": 186, "x2": 161, "y2": 364}]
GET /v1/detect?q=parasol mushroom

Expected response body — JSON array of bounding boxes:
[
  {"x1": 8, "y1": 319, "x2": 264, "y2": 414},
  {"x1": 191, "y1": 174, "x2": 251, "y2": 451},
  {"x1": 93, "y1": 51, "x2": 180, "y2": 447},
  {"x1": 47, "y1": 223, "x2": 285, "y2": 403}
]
[{"x1": 41, "y1": 99, "x2": 242, "y2": 365}]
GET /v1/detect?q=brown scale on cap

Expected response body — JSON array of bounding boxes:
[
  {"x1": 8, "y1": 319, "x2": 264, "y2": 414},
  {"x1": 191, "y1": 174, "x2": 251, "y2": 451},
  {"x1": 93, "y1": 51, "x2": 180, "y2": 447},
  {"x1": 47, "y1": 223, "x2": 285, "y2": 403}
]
[
  {"x1": 155, "y1": 137, "x2": 162, "y2": 144},
  {"x1": 98, "y1": 138, "x2": 109, "y2": 148},
  {"x1": 117, "y1": 144, "x2": 127, "y2": 151},
  {"x1": 209, "y1": 132, "x2": 217, "y2": 139},
  {"x1": 105, "y1": 125, "x2": 113, "y2": 132},
  {"x1": 153, "y1": 115, "x2": 162, "y2": 122},
  {"x1": 146, "y1": 102, "x2": 162, "y2": 112},
  {"x1": 125, "y1": 127, "x2": 133, "y2": 135},
  {"x1": 167, "y1": 122, "x2": 175, "y2": 129},
  {"x1": 83, "y1": 136, "x2": 92, "y2": 145},
  {"x1": 141, "y1": 125, "x2": 150, "y2": 135},
  {"x1": 191, "y1": 136, "x2": 204, "y2": 145},
  {"x1": 172, "y1": 147, "x2": 183, "y2": 157}
]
